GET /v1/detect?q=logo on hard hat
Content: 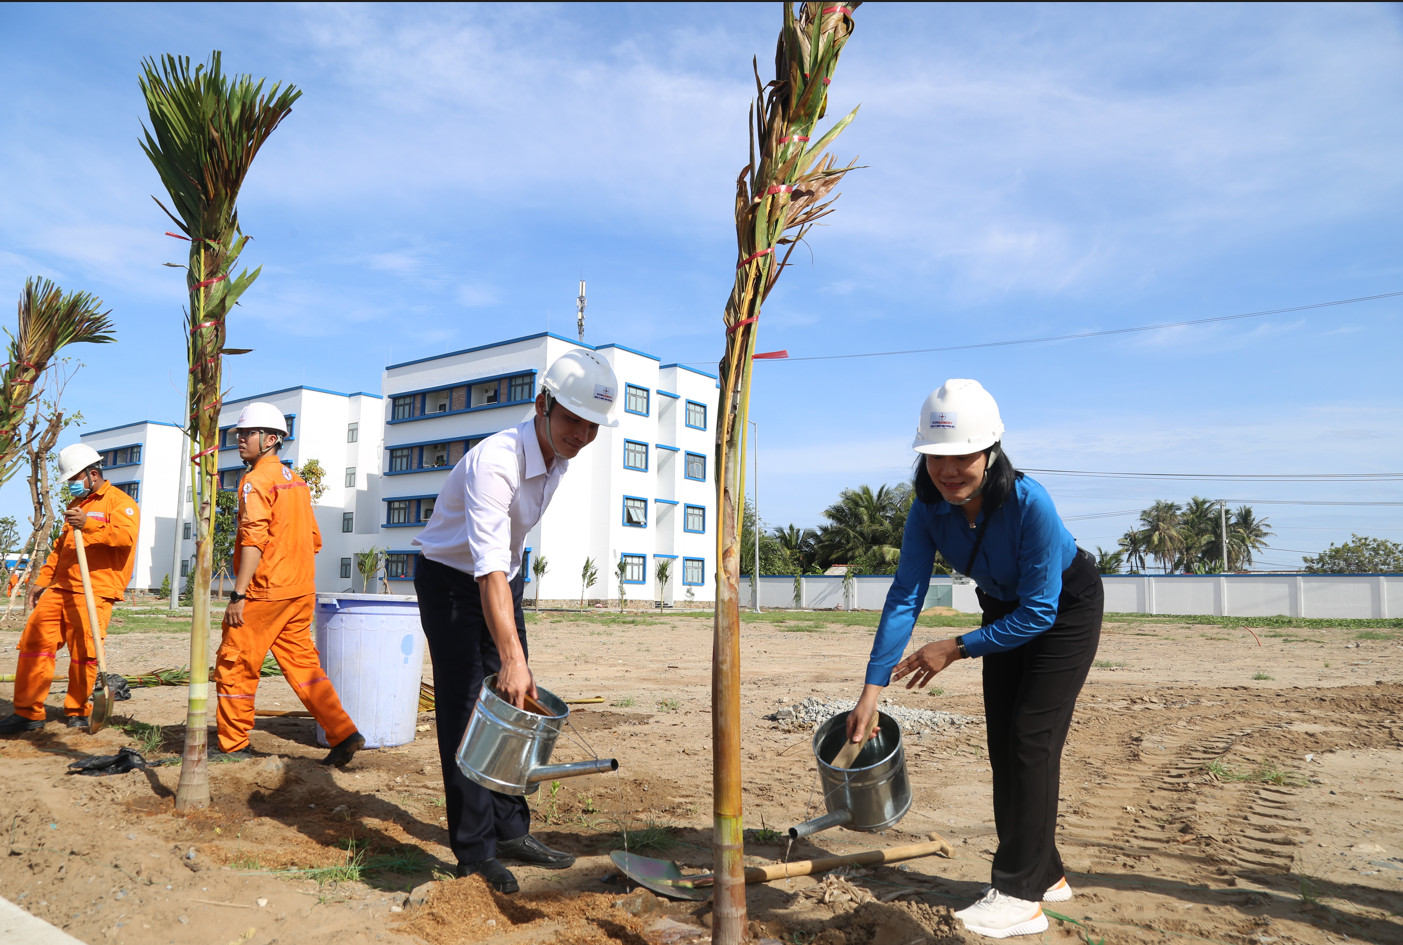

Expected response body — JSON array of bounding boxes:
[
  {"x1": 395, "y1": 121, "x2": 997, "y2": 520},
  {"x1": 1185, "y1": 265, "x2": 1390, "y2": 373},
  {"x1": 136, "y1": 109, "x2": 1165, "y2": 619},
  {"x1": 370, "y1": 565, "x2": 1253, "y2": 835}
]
[
  {"x1": 930, "y1": 411, "x2": 957, "y2": 430},
  {"x1": 594, "y1": 384, "x2": 615, "y2": 403}
]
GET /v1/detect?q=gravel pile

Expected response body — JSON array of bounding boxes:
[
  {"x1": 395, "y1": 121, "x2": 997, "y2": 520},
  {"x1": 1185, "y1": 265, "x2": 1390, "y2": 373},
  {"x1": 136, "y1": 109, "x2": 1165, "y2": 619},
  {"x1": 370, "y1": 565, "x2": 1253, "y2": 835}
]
[{"x1": 764, "y1": 696, "x2": 975, "y2": 736}]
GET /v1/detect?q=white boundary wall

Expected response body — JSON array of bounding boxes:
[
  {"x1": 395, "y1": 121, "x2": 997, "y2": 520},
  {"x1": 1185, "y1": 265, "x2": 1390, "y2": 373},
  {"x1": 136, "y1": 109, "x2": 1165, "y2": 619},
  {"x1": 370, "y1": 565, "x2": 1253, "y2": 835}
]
[{"x1": 741, "y1": 573, "x2": 1401, "y2": 620}]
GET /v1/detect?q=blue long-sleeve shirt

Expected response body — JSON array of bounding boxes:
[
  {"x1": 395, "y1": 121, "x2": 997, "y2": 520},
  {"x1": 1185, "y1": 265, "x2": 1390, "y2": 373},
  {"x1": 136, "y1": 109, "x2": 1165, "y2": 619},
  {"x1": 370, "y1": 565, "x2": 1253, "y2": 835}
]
[{"x1": 865, "y1": 474, "x2": 1078, "y2": 686}]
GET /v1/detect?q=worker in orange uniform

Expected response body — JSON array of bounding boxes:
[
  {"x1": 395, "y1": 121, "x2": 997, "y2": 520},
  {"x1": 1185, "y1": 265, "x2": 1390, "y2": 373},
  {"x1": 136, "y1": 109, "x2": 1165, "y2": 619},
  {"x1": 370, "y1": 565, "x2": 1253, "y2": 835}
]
[
  {"x1": 1, "y1": 444, "x2": 138, "y2": 734},
  {"x1": 215, "y1": 402, "x2": 364, "y2": 766}
]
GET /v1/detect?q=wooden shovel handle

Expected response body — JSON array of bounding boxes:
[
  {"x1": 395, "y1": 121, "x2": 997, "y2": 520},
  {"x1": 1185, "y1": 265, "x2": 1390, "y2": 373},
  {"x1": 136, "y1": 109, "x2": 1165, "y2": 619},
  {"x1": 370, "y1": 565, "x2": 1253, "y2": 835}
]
[
  {"x1": 830, "y1": 737, "x2": 866, "y2": 770},
  {"x1": 740, "y1": 838, "x2": 953, "y2": 884},
  {"x1": 73, "y1": 531, "x2": 108, "y2": 677}
]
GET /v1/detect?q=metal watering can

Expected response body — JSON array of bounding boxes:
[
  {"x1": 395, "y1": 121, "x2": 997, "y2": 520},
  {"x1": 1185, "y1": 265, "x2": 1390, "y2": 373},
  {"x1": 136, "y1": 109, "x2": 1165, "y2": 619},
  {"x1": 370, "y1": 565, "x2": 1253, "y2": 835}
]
[
  {"x1": 788, "y1": 709, "x2": 912, "y2": 839},
  {"x1": 456, "y1": 674, "x2": 617, "y2": 796}
]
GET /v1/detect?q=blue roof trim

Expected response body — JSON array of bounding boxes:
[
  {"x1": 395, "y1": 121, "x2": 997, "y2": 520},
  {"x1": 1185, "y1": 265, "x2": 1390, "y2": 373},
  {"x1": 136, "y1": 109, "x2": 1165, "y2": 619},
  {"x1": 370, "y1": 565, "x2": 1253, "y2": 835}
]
[
  {"x1": 84, "y1": 420, "x2": 183, "y2": 435},
  {"x1": 224, "y1": 385, "x2": 366, "y2": 405},
  {"x1": 382, "y1": 493, "x2": 440, "y2": 502},
  {"x1": 657, "y1": 390, "x2": 680, "y2": 399},
  {"x1": 595, "y1": 343, "x2": 661, "y2": 363},
  {"x1": 386, "y1": 332, "x2": 583, "y2": 370},
  {"x1": 655, "y1": 444, "x2": 680, "y2": 452},
  {"x1": 661, "y1": 362, "x2": 719, "y2": 381},
  {"x1": 654, "y1": 498, "x2": 679, "y2": 505}
]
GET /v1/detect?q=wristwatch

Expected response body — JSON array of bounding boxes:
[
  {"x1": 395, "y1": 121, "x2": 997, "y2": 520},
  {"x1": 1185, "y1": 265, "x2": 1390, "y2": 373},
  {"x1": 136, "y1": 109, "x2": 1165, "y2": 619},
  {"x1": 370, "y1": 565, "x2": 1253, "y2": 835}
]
[
  {"x1": 228, "y1": 591, "x2": 247, "y2": 603},
  {"x1": 954, "y1": 635, "x2": 970, "y2": 660}
]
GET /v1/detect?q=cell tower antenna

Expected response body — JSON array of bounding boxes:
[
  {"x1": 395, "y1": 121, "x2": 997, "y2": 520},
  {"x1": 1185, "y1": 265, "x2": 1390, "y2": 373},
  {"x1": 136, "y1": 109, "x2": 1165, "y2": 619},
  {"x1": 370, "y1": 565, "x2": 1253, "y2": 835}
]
[{"x1": 576, "y1": 279, "x2": 587, "y2": 343}]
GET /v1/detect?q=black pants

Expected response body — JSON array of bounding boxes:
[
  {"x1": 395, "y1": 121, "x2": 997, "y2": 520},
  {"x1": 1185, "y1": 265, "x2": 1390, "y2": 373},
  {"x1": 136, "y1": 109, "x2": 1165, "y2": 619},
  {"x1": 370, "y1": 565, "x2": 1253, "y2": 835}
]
[
  {"x1": 415, "y1": 555, "x2": 531, "y2": 866},
  {"x1": 976, "y1": 547, "x2": 1102, "y2": 901}
]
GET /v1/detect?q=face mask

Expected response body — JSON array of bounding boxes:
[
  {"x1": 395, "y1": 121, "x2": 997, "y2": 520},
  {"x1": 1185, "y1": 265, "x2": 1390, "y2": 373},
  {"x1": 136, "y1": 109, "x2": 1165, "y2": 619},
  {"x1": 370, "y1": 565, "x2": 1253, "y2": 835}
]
[{"x1": 68, "y1": 480, "x2": 91, "y2": 500}]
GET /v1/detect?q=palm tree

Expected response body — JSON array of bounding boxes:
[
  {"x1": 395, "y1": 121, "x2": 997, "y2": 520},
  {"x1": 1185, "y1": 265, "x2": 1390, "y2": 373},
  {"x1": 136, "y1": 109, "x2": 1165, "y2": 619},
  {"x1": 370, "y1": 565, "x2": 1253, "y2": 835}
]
[
  {"x1": 1228, "y1": 506, "x2": 1272, "y2": 571},
  {"x1": 614, "y1": 558, "x2": 628, "y2": 613},
  {"x1": 655, "y1": 557, "x2": 672, "y2": 609},
  {"x1": 1094, "y1": 546, "x2": 1124, "y2": 575},
  {"x1": 710, "y1": 5, "x2": 861, "y2": 938},
  {"x1": 1179, "y1": 496, "x2": 1220, "y2": 572},
  {"x1": 1138, "y1": 500, "x2": 1183, "y2": 574},
  {"x1": 773, "y1": 523, "x2": 818, "y2": 573},
  {"x1": 1118, "y1": 528, "x2": 1148, "y2": 574},
  {"x1": 0, "y1": 279, "x2": 114, "y2": 486},
  {"x1": 816, "y1": 484, "x2": 907, "y2": 569},
  {"x1": 579, "y1": 556, "x2": 598, "y2": 610},
  {"x1": 140, "y1": 51, "x2": 301, "y2": 812},
  {"x1": 531, "y1": 554, "x2": 548, "y2": 611}
]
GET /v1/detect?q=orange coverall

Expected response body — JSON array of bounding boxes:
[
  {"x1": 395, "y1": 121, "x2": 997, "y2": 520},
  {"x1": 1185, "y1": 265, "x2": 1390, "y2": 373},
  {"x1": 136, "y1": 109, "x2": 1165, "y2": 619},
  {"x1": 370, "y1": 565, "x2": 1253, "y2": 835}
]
[
  {"x1": 13, "y1": 482, "x2": 138, "y2": 721},
  {"x1": 215, "y1": 455, "x2": 357, "y2": 752}
]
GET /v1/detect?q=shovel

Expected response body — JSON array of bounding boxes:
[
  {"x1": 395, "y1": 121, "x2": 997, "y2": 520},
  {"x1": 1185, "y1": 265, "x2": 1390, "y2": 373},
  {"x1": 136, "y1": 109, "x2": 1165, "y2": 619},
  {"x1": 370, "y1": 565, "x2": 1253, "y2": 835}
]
[
  {"x1": 73, "y1": 530, "x2": 113, "y2": 734},
  {"x1": 610, "y1": 837, "x2": 952, "y2": 901}
]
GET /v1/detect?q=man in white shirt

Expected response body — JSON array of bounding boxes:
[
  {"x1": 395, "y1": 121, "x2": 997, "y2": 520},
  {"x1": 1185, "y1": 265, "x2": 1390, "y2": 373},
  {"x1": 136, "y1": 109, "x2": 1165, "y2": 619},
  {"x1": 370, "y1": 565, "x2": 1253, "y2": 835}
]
[{"x1": 413, "y1": 349, "x2": 619, "y2": 893}]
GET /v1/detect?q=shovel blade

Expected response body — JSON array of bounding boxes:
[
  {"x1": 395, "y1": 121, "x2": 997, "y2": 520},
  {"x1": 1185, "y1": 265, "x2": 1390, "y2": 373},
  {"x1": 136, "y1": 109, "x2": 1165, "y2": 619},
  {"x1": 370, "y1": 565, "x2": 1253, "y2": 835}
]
[
  {"x1": 89, "y1": 675, "x2": 114, "y2": 734},
  {"x1": 609, "y1": 850, "x2": 712, "y2": 901}
]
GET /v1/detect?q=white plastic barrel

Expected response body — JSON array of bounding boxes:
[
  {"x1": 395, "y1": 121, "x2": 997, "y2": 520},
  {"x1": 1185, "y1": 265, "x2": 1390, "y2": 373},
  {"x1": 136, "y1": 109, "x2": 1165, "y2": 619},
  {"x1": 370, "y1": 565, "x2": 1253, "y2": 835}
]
[{"x1": 314, "y1": 594, "x2": 425, "y2": 749}]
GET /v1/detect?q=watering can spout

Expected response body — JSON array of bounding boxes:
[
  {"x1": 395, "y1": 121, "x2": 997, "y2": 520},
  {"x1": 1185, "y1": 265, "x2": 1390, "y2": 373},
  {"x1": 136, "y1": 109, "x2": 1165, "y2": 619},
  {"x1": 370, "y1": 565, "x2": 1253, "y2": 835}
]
[
  {"x1": 788, "y1": 808, "x2": 853, "y2": 839},
  {"x1": 527, "y1": 758, "x2": 619, "y2": 784}
]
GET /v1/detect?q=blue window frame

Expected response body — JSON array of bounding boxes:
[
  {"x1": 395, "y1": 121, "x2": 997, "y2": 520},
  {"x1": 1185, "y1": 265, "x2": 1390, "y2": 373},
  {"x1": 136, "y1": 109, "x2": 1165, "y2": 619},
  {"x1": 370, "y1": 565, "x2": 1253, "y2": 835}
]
[
  {"x1": 683, "y1": 557, "x2": 705, "y2": 586},
  {"x1": 386, "y1": 436, "x2": 491, "y2": 475},
  {"x1": 385, "y1": 551, "x2": 419, "y2": 580},
  {"x1": 384, "y1": 496, "x2": 436, "y2": 526},
  {"x1": 622, "y1": 495, "x2": 648, "y2": 528},
  {"x1": 620, "y1": 553, "x2": 646, "y2": 584},
  {"x1": 685, "y1": 400, "x2": 707, "y2": 430},
  {"x1": 523, "y1": 546, "x2": 532, "y2": 582},
  {"x1": 684, "y1": 451, "x2": 706, "y2": 481},
  {"x1": 340, "y1": 558, "x2": 352, "y2": 579},
  {"x1": 342, "y1": 512, "x2": 354, "y2": 533},
  {"x1": 111, "y1": 481, "x2": 140, "y2": 502},
  {"x1": 624, "y1": 384, "x2": 650, "y2": 416},
  {"x1": 684, "y1": 504, "x2": 705, "y2": 533},
  {"x1": 623, "y1": 439, "x2": 648, "y2": 471},
  {"x1": 509, "y1": 374, "x2": 534, "y2": 402},
  {"x1": 99, "y1": 444, "x2": 142, "y2": 468},
  {"x1": 388, "y1": 372, "x2": 535, "y2": 423}
]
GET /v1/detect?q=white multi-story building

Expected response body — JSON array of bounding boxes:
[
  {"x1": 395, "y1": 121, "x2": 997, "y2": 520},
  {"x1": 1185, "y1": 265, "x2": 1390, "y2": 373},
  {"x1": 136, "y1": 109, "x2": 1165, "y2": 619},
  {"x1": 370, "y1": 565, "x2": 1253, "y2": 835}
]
[
  {"x1": 80, "y1": 420, "x2": 186, "y2": 591},
  {"x1": 196, "y1": 386, "x2": 386, "y2": 592},
  {"x1": 379, "y1": 332, "x2": 719, "y2": 605},
  {"x1": 81, "y1": 386, "x2": 385, "y2": 594}
]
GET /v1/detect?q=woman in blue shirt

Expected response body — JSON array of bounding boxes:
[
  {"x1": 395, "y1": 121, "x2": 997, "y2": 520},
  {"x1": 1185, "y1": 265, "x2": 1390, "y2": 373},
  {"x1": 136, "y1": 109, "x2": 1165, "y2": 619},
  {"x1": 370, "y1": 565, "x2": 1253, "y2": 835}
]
[{"x1": 847, "y1": 379, "x2": 1102, "y2": 939}]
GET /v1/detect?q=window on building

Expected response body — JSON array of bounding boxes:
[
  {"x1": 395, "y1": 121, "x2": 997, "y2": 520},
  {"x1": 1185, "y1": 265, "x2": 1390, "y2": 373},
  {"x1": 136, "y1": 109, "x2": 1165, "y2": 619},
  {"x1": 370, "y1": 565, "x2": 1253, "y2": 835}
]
[
  {"x1": 625, "y1": 384, "x2": 649, "y2": 416},
  {"x1": 420, "y1": 497, "x2": 436, "y2": 521},
  {"x1": 219, "y1": 469, "x2": 240, "y2": 490},
  {"x1": 182, "y1": 522, "x2": 191, "y2": 540},
  {"x1": 113, "y1": 482, "x2": 140, "y2": 501},
  {"x1": 620, "y1": 553, "x2": 646, "y2": 584},
  {"x1": 522, "y1": 547, "x2": 532, "y2": 582},
  {"x1": 426, "y1": 390, "x2": 451, "y2": 413},
  {"x1": 180, "y1": 558, "x2": 190, "y2": 578},
  {"x1": 684, "y1": 451, "x2": 706, "y2": 481},
  {"x1": 284, "y1": 416, "x2": 295, "y2": 439},
  {"x1": 342, "y1": 512, "x2": 354, "y2": 533},
  {"x1": 427, "y1": 443, "x2": 450, "y2": 467},
  {"x1": 347, "y1": 422, "x2": 359, "y2": 443},
  {"x1": 385, "y1": 553, "x2": 416, "y2": 580},
  {"x1": 623, "y1": 440, "x2": 648, "y2": 471},
  {"x1": 340, "y1": 558, "x2": 352, "y2": 579},
  {"x1": 471, "y1": 380, "x2": 499, "y2": 408},
  {"x1": 508, "y1": 373, "x2": 533, "y2": 402},
  {"x1": 684, "y1": 504, "x2": 705, "y2": 533},
  {"x1": 686, "y1": 401, "x2": 706, "y2": 430},
  {"x1": 186, "y1": 485, "x2": 193, "y2": 502},
  {"x1": 389, "y1": 447, "x2": 413, "y2": 472},
  {"x1": 392, "y1": 396, "x2": 415, "y2": 421},
  {"x1": 387, "y1": 500, "x2": 410, "y2": 525},
  {"x1": 683, "y1": 557, "x2": 705, "y2": 586},
  {"x1": 344, "y1": 466, "x2": 356, "y2": 487},
  {"x1": 221, "y1": 427, "x2": 239, "y2": 449},
  {"x1": 623, "y1": 496, "x2": 647, "y2": 527}
]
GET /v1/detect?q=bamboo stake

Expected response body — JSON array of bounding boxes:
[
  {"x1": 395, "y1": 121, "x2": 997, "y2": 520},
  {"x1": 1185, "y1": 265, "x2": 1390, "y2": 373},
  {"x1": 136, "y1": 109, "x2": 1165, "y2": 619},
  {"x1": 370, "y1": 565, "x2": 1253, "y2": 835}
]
[{"x1": 713, "y1": 5, "x2": 861, "y2": 942}]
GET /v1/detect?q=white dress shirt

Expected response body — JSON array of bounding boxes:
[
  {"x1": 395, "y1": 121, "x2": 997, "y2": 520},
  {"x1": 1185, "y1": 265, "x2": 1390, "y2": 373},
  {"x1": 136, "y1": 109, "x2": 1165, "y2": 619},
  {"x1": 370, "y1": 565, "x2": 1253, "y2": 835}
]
[{"x1": 413, "y1": 417, "x2": 566, "y2": 581}]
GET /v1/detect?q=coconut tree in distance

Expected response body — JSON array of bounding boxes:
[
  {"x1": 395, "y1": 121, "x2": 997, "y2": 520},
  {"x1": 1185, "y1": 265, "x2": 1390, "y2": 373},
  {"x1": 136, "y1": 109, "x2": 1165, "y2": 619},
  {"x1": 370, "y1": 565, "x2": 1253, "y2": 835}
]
[
  {"x1": 531, "y1": 554, "x2": 548, "y2": 611},
  {"x1": 139, "y1": 51, "x2": 301, "y2": 811},
  {"x1": 712, "y1": 5, "x2": 861, "y2": 940}
]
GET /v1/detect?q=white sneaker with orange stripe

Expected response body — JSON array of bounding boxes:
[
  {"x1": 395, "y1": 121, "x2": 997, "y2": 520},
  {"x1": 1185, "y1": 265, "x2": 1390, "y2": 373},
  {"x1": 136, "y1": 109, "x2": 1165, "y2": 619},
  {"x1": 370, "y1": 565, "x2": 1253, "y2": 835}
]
[
  {"x1": 955, "y1": 889, "x2": 1049, "y2": 938},
  {"x1": 1043, "y1": 876, "x2": 1074, "y2": 902}
]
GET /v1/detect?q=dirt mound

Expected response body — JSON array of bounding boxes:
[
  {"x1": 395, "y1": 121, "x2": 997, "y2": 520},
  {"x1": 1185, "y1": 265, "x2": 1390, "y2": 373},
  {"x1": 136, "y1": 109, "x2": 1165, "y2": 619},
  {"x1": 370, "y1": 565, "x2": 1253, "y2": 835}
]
[{"x1": 397, "y1": 876, "x2": 651, "y2": 944}]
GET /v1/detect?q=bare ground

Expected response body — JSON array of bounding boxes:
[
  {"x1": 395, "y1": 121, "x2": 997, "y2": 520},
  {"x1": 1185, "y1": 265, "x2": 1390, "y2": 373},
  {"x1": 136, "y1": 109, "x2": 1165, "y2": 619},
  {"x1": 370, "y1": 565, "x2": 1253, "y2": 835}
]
[{"x1": 1, "y1": 606, "x2": 1400, "y2": 945}]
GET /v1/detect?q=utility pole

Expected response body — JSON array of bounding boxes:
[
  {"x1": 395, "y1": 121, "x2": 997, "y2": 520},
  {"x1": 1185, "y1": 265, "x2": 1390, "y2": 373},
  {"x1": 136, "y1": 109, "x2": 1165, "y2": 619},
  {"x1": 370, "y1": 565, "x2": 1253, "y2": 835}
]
[
  {"x1": 1219, "y1": 499, "x2": 1229, "y2": 574},
  {"x1": 751, "y1": 420, "x2": 760, "y2": 613}
]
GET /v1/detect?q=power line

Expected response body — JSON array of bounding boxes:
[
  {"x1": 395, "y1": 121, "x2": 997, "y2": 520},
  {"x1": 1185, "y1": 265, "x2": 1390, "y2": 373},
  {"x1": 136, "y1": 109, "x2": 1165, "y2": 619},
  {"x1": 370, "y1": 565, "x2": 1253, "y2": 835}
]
[
  {"x1": 752, "y1": 290, "x2": 1403, "y2": 364},
  {"x1": 1026, "y1": 468, "x2": 1403, "y2": 482}
]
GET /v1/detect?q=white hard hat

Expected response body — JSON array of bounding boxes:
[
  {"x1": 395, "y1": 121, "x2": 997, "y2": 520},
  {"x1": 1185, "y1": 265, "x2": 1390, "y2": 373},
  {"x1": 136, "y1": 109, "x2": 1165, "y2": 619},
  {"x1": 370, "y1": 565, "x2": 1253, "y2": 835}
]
[
  {"x1": 541, "y1": 350, "x2": 620, "y2": 427},
  {"x1": 234, "y1": 402, "x2": 289, "y2": 436},
  {"x1": 57, "y1": 443, "x2": 102, "y2": 481},
  {"x1": 912, "y1": 379, "x2": 1005, "y2": 455}
]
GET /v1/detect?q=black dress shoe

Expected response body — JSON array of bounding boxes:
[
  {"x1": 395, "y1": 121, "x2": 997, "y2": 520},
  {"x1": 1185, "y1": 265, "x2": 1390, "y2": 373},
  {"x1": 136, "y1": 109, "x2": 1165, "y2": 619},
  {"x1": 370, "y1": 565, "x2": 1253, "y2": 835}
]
[
  {"x1": 495, "y1": 834, "x2": 575, "y2": 869},
  {"x1": 0, "y1": 713, "x2": 45, "y2": 735},
  {"x1": 455, "y1": 857, "x2": 519, "y2": 893},
  {"x1": 65, "y1": 716, "x2": 90, "y2": 730},
  {"x1": 322, "y1": 731, "x2": 365, "y2": 769}
]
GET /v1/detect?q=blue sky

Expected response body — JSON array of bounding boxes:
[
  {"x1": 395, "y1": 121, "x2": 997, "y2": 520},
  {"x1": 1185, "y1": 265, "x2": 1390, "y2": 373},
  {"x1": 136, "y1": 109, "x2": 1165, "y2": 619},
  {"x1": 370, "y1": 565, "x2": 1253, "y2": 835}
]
[{"x1": 2, "y1": 2, "x2": 1401, "y2": 570}]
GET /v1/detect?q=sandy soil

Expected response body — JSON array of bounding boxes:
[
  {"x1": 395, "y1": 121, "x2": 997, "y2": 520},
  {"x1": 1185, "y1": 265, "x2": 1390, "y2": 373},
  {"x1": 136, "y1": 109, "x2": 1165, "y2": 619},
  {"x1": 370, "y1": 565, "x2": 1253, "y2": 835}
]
[{"x1": 1, "y1": 606, "x2": 1400, "y2": 945}]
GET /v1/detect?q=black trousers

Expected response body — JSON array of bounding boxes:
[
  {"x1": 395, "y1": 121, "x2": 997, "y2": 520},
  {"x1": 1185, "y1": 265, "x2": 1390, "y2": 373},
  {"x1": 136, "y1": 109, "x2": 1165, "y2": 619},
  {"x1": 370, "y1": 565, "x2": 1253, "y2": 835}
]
[
  {"x1": 415, "y1": 555, "x2": 531, "y2": 866},
  {"x1": 977, "y1": 547, "x2": 1102, "y2": 902}
]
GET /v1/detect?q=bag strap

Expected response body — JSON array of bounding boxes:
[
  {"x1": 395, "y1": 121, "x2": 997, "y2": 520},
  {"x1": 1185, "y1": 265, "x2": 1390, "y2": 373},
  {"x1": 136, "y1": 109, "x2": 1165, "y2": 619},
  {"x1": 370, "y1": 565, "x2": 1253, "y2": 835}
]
[{"x1": 964, "y1": 514, "x2": 991, "y2": 577}]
